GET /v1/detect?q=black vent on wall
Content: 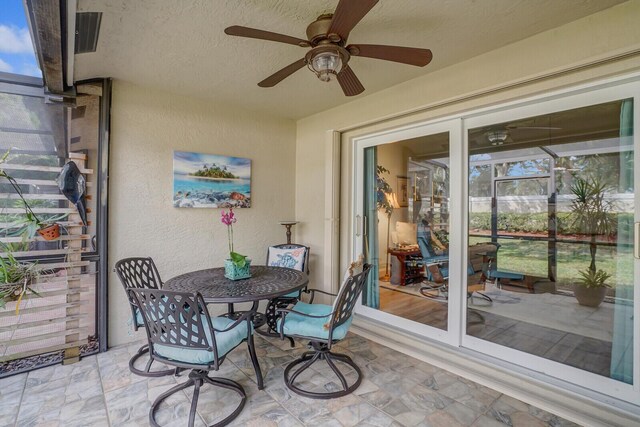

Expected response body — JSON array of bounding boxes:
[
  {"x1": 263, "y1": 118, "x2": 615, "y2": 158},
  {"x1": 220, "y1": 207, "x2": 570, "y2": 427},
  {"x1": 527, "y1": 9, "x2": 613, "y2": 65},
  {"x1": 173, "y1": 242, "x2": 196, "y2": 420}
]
[{"x1": 75, "y1": 12, "x2": 102, "y2": 53}]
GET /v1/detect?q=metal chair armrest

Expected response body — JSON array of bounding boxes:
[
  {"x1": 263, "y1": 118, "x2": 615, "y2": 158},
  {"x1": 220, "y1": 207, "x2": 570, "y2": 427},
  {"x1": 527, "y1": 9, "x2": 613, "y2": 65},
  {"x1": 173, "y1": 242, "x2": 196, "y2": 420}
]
[
  {"x1": 212, "y1": 311, "x2": 253, "y2": 333},
  {"x1": 303, "y1": 288, "x2": 337, "y2": 304},
  {"x1": 275, "y1": 307, "x2": 335, "y2": 319}
]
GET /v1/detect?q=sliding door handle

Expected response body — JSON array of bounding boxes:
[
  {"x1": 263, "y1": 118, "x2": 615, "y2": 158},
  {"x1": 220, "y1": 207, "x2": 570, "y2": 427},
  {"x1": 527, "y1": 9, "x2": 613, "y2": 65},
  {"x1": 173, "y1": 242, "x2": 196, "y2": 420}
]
[
  {"x1": 635, "y1": 222, "x2": 640, "y2": 259},
  {"x1": 355, "y1": 215, "x2": 362, "y2": 237}
]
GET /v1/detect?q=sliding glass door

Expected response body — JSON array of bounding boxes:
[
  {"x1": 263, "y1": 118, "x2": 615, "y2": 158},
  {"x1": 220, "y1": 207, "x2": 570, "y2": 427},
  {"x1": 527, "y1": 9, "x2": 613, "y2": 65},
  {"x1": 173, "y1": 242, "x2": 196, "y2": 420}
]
[
  {"x1": 354, "y1": 120, "x2": 462, "y2": 344},
  {"x1": 462, "y1": 81, "x2": 639, "y2": 401},
  {"x1": 353, "y1": 77, "x2": 640, "y2": 402}
]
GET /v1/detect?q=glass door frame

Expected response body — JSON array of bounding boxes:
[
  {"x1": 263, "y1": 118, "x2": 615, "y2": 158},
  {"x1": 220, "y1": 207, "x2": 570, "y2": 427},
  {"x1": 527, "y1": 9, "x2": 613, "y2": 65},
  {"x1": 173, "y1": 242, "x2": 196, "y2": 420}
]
[
  {"x1": 461, "y1": 79, "x2": 640, "y2": 402},
  {"x1": 350, "y1": 74, "x2": 640, "y2": 403},
  {"x1": 352, "y1": 118, "x2": 464, "y2": 347}
]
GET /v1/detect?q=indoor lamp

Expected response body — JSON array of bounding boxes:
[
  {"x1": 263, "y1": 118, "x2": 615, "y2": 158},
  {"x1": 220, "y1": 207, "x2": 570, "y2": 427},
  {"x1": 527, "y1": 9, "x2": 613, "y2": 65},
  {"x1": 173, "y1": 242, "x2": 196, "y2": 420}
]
[{"x1": 382, "y1": 192, "x2": 401, "y2": 282}]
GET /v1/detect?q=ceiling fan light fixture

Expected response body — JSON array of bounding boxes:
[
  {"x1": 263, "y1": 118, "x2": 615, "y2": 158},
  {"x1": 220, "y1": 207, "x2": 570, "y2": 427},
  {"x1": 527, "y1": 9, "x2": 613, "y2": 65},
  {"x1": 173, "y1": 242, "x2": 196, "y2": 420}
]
[
  {"x1": 308, "y1": 48, "x2": 344, "y2": 82},
  {"x1": 487, "y1": 130, "x2": 508, "y2": 146},
  {"x1": 310, "y1": 51, "x2": 342, "y2": 82}
]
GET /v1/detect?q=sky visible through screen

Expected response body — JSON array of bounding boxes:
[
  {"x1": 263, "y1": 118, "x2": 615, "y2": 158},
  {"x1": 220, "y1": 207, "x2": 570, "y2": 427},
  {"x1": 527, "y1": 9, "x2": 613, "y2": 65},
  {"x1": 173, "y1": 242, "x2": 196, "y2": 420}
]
[{"x1": 0, "y1": 0, "x2": 40, "y2": 77}]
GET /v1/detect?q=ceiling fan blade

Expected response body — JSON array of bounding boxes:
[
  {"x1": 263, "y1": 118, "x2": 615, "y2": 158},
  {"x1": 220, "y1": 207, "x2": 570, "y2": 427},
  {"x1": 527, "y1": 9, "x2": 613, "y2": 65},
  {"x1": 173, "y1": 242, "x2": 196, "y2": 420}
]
[
  {"x1": 348, "y1": 44, "x2": 433, "y2": 66},
  {"x1": 327, "y1": 0, "x2": 379, "y2": 41},
  {"x1": 509, "y1": 126, "x2": 562, "y2": 130},
  {"x1": 224, "y1": 26, "x2": 309, "y2": 47},
  {"x1": 258, "y1": 58, "x2": 306, "y2": 87},
  {"x1": 337, "y1": 66, "x2": 365, "y2": 96}
]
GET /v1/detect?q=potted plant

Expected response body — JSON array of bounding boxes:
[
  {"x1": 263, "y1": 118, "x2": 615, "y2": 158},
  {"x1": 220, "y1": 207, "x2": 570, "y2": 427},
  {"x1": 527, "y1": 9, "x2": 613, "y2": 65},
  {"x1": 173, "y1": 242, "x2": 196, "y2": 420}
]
[
  {"x1": 574, "y1": 269, "x2": 611, "y2": 307},
  {"x1": 376, "y1": 165, "x2": 393, "y2": 216},
  {"x1": 220, "y1": 208, "x2": 250, "y2": 280},
  {"x1": 376, "y1": 166, "x2": 396, "y2": 280},
  {"x1": 569, "y1": 176, "x2": 615, "y2": 307},
  {"x1": 0, "y1": 249, "x2": 41, "y2": 313},
  {"x1": 0, "y1": 151, "x2": 60, "y2": 241}
]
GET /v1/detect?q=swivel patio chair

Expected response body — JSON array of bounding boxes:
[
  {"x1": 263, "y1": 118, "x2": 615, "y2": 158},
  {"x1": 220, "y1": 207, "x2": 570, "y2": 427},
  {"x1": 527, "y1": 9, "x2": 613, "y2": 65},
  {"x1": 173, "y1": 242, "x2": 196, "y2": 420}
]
[
  {"x1": 420, "y1": 260, "x2": 492, "y2": 305},
  {"x1": 258, "y1": 244, "x2": 310, "y2": 346},
  {"x1": 224, "y1": 244, "x2": 310, "y2": 347},
  {"x1": 128, "y1": 288, "x2": 251, "y2": 427},
  {"x1": 114, "y1": 257, "x2": 175, "y2": 377},
  {"x1": 277, "y1": 263, "x2": 372, "y2": 399}
]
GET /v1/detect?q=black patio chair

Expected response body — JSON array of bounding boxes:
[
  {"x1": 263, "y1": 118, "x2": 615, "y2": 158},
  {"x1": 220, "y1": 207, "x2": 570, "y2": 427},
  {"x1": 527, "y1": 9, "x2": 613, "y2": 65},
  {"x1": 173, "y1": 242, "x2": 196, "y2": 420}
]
[
  {"x1": 277, "y1": 263, "x2": 372, "y2": 399},
  {"x1": 128, "y1": 288, "x2": 251, "y2": 427},
  {"x1": 114, "y1": 257, "x2": 175, "y2": 377},
  {"x1": 257, "y1": 244, "x2": 310, "y2": 346}
]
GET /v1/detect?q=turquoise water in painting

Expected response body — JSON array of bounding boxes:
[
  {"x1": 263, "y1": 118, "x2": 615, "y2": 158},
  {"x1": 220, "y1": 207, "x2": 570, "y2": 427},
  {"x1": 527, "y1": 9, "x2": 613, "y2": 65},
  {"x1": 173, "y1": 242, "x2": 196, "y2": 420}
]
[
  {"x1": 174, "y1": 176, "x2": 251, "y2": 194},
  {"x1": 173, "y1": 175, "x2": 251, "y2": 207}
]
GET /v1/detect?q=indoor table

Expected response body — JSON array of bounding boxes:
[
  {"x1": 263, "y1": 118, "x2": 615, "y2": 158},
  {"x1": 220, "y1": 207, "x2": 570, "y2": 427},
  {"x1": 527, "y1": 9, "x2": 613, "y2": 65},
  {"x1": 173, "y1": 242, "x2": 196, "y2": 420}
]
[{"x1": 164, "y1": 265, "x2": 309, "y2": 389}]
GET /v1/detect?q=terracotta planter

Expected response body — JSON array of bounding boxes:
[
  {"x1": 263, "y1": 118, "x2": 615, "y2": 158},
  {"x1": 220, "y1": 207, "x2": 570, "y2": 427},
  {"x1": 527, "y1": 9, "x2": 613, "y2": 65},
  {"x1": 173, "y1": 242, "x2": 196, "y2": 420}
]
[
  {"x1": 574, "y1": 285, "x2": 607, "y2": 308},
  {"x1": 37, "y1": 223, "x2": 60, "y2": 241}
]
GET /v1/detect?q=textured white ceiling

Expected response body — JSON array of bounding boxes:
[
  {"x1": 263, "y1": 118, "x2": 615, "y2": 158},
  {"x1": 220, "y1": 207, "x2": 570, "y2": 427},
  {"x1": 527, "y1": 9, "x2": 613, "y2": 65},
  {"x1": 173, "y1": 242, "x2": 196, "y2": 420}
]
[{"x1": 74, "y1": 0, "x2": 625, "y2": 120}]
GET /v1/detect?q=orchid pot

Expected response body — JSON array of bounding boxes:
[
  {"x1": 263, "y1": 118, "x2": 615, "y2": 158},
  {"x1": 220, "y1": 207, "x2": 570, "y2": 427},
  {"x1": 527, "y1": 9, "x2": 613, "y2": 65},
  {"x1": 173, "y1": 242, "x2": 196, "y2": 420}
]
[
  {"x1": 220, "y1": 208, "x2": 250, "y2": 280},
  {"x1": 224, "y1": 258, "x2": 252, "y2": 280}
]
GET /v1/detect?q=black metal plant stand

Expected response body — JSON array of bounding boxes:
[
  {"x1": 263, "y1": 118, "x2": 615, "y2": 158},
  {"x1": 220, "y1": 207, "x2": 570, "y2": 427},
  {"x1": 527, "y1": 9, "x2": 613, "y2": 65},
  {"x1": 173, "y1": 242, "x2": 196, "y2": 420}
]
[{"x1": 279, "y1": 221, "x2": 298, "y2": 244}]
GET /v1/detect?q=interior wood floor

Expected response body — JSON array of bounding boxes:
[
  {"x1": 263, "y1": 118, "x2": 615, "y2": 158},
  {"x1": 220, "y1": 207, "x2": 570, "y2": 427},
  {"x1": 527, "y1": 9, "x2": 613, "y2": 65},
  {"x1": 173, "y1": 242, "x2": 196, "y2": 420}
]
[
  {"x1": 380, "y1": 287, "x2": 449, "y2": 330},
  {"x1": 379, "y1": 286, "x2": 613, "y2": 378}
]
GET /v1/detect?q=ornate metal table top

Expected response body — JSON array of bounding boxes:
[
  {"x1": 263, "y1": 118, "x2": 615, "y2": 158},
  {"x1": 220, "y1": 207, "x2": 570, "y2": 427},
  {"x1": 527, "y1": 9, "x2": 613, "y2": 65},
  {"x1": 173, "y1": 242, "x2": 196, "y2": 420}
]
[{"x1": 164, "y1": 265, "x2": 309, "y2": 303}]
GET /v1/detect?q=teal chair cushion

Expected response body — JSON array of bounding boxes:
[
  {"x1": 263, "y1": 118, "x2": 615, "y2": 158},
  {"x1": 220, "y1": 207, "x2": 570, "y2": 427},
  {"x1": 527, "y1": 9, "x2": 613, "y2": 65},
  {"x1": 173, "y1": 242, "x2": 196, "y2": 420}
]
[
  {"x1": 134, "y1": 307, "x2": 144, "y2": 327},
  {"x1": 277, "y1": 301, "x2": 352, "y2": 341},
  {"x1": 489, "y1": 270, "x2": 524, "y2": 281},
  {"x1": 134, "y1": 297, "x2": 171, "y2": 327},
  {"x1": 154, "y1": 316, "x2": 249, "y2": 365},
  {"x1": 282, "y1": 290, "x2": 301, "y2": 298}
]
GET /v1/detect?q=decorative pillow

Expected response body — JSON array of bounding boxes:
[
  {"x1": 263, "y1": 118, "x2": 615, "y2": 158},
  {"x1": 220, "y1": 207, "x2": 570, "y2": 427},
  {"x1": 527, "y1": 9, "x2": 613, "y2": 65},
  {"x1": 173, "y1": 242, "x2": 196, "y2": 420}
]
[{"x1": 267, "y1": 247, "x2": 306, "y2": 271}]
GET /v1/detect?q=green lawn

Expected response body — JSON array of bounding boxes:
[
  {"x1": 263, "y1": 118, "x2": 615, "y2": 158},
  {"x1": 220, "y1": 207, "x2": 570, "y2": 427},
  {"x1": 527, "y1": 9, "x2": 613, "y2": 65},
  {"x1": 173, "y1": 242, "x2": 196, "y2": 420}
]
[{"x1": 469, "y1": 236, "x2": 634, "y2": 291}]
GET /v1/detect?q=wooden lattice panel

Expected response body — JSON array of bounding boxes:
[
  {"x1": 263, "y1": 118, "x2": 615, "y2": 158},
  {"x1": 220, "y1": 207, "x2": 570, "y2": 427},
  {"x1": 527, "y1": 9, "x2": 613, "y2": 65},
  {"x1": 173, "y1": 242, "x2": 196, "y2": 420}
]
[{"x1": 0, "y1": 153, "x2": 95, "y2": 363}]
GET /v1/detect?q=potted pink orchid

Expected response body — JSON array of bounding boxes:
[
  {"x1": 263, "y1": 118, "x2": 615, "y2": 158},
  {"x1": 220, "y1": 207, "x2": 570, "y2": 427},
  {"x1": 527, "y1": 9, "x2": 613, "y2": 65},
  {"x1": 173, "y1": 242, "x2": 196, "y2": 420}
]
[{"x1": 220, "y1": 208, "x2": 251, "y2": 280}]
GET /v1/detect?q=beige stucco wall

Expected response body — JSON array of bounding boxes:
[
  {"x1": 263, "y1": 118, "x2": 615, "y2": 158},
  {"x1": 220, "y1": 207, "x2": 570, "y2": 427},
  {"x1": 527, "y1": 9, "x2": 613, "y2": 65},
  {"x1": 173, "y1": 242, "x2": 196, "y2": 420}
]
[
  {"x1": 295, "y1": 0, "x2": 640, "y2": 289},
  {"x1": 108, "y1": 81, "x2": 296, "y2": 346}
]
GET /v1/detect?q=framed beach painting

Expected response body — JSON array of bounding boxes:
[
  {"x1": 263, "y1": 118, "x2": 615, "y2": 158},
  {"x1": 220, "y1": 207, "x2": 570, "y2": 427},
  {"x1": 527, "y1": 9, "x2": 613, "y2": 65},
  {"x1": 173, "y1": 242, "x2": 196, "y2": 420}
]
[
  {"x1": 397, "y1": 176, "x2": 409, "y2": 207},
  {"x1": 173, "y1": 151, "x2": 251, "y2": 208}
]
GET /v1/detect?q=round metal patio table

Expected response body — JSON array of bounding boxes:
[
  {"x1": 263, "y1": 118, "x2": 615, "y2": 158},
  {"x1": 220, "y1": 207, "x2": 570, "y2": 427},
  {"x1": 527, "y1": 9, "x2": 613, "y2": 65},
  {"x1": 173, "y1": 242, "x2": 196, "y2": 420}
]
[{"x1": 164, "y1": 265, "x2": 309, "y2": 389}]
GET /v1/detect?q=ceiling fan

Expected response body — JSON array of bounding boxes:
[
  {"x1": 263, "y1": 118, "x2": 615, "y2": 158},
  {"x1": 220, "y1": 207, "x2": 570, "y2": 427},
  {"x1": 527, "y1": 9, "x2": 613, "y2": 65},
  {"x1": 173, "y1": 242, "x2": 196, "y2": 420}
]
[
  {"x1": 224, "y1": 0, "x2": 433, "y2": 96},
  {"x1": 484, "y1": 121, "x2": 562, "y2": 146}
]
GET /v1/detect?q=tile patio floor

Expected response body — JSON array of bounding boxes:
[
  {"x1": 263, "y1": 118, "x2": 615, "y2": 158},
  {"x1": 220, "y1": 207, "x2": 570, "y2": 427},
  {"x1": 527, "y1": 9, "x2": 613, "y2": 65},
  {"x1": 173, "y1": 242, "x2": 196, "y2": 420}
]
[{"x1": 0, "y1": 333, "x2": 581, "y2": 427}]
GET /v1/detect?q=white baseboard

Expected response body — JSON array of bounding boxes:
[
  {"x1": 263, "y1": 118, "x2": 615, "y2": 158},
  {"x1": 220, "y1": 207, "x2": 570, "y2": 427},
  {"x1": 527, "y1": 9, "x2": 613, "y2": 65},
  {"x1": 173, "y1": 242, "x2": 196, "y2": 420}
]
[{"x1": 351, "y1": 315, "x2": 640, "y2": 427}]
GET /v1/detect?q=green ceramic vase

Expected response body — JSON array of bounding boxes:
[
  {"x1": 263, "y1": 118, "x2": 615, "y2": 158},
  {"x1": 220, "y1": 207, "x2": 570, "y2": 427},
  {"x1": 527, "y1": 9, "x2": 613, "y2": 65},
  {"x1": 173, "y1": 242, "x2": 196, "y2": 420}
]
[{"x1": 224, "y1": 258, "x2": 251, "y2": 280}]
